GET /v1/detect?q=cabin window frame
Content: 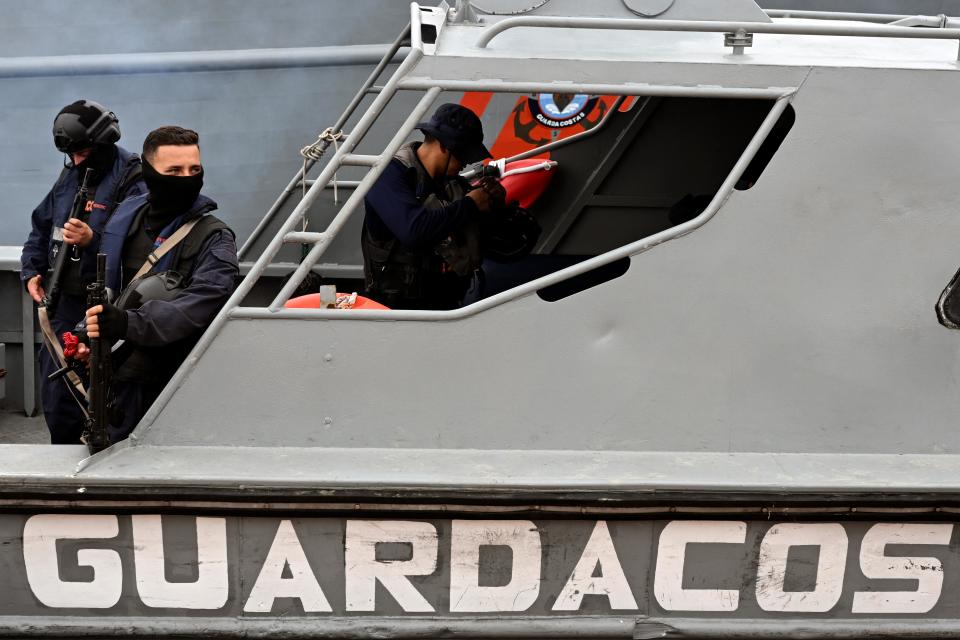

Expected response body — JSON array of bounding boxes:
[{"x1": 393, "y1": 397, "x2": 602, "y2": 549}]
[
  {"x1": 143, "y1": 84, "x2": 796, "y2": 432},
  {"x1": 232, "y1": 85, "x2": 796, "y2": 322}
]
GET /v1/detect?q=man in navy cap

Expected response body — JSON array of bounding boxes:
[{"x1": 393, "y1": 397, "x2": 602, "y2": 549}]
[{"x1": 361, "y1": 103, "x2": 504, "y2": 310}]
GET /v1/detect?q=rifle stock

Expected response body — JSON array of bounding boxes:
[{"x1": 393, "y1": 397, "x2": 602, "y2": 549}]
[
  {"x1": 43, "y1": 167, "x2": 94, "y2": 316},
  {"x1": 84, "y1": 253, "x2": 112, "y2": 454}
]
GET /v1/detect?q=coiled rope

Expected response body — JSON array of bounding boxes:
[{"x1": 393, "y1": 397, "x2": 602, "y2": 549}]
[{"x1": 299, "y1": 127, "x2": 345, "y2": 231}]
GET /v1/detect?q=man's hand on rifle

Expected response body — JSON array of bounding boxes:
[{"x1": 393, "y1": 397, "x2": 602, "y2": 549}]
[
  {"x1": 86, "y1": 303, "x2": 128, "y2": 342},
  {"x1": 63, "y1": 218, "x2": 94, "y2": 247},
  {"x1": 478, "y1": 176, "x2": 506, "y2": 206},
  {"x1": 26, "y1": 274, "x2": 46, "y2": 303},
  {"x1": 467, "y1": 177, "x2": 506, "y2": 213},
  {"x1": 466, "y1": 186, "x2": 493, "y2": 212},
  {"x1": 62, "y1": 332, "x2": 91, "y2": 365},
  {"x1": 75, "y1": 343, "x2": 91, "y2": 363}
]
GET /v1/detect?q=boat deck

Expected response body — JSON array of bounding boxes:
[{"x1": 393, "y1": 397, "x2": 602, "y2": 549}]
[{"x1": 0, "y1": 411, "x2": 46, "y2": 444}]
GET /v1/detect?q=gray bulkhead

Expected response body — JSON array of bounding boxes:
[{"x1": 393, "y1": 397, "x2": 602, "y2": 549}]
[{"x1": 5, "y1": 0, "x2": 960, "y2": 498}]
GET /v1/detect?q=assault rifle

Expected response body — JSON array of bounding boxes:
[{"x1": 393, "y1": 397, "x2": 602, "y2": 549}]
[
  {"x1": 83, "y1": 253, "x2": 112, "y2": 454},
  {"x1": 43, "y1": 167, "x2": 94, "y2": 316}
]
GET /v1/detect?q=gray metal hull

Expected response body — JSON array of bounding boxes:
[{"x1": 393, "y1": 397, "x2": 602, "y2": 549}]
[{"x1": 2, "y1": 506, "x2": 958, "y2": 636}]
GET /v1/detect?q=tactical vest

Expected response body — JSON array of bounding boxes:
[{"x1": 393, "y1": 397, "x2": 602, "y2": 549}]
[
  {"x1": 100, "y1": 193, "x2": 232, "y2": 385},
  {"x1": 101, "y1": 193, "x2": 228, "y2": 296},
  {"x1": 361, "y1": 142, "x2": 481, "y2": 310},
  {"x1": 50, "y1": 147, "x2": 143, "y2": 280}
]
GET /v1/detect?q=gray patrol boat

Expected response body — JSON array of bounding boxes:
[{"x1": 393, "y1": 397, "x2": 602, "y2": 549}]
[{"x1": 3, "y1": 0, "x2": 960, "y2": 636}]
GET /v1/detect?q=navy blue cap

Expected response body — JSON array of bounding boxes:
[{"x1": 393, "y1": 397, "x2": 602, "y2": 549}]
[{"x1": 416, "y1": 103, "x2": 492, "y2": 165}]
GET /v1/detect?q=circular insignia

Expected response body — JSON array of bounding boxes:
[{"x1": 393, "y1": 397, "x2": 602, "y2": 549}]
[
  {"x1": 471, "y1": 0, "x2": 552, "y2": 15},
  {"x1": 622, "y1": 0, "x2": 675, "y2": 18},
  {"x1": 528, "y1": 94, "x2": 599, "y2": 128}
]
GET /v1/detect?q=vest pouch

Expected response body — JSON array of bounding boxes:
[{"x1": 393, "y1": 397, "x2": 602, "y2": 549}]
[
  {"x1": 436, "y1": 220, "x2": 482, "y2": 276},
  {"x1": 115, "y1": 270, "x2": 186, "y2": 311},
  {"x1": 368, "y1": 258, "x2": 429, "y2": 303},
  {"x1": 362, "y1": 223, "x2": 434, "y2": 305}
]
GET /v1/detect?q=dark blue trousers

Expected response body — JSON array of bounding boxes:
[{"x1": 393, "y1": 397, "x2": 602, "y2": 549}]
[
  {"x1": 108, "y1": 380, "x2": 164, "y2": 444},
  {"x1": 38, "y1": 293, "x2": 87, "y2": 444}
]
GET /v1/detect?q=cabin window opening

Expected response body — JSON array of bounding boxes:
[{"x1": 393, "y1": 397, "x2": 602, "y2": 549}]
[
  {"x1": 536, "y1": 258, "x2": 631, "y2": 302},
  {"x1": 258, "y1": 94, "x2": 792, "y2": 313},
  {"x1": 420, "y1": 24, "x2": 438, "y2": 45},
  {"x1": 735, "y1": 104, "x2": 795, "y2": 190},
  {"x1": 462, "y1": 95, "x2": 793, "y2": 304},
  {"x1": 532, "y1": 97, "x2": 788, "y2": 256}
]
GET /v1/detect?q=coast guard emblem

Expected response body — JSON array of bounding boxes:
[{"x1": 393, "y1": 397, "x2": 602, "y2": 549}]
[{"x1": 528, "y1": 93, "x2": 600, "y2": 128}]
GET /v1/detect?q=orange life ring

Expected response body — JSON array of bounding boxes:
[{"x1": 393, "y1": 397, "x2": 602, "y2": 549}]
[{"x1": 285, "y1": 293, "x2": 391, "y2": 310}]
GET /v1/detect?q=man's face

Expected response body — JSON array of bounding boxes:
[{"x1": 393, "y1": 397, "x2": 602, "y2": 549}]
[
  {"x1": 71, "y1": 148, "x2": 92, "y2": 167},
  {"x1": 444, "y1": 148, "x2": 464, "y2": 176},
  {"x1": 150, "y1": 144, "x2": 202, "y2": 176}
]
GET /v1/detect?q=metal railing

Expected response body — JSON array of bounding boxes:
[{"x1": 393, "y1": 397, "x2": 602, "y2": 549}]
[
  {"x1": 765, "y1": 9, "x2": 960, "y2": 28},
  {"x1": 266, "y1": 88, "x2": 440, "y2": 310},
  {"x1": 475, "y1": 15, "x2": 960, "y2": 58},
  {"x1": 236, "y1": 24, "x2": 413, "y2": 261},
  {"x1": 229, "y1": 88, "x2": 795, "y2": 323}
]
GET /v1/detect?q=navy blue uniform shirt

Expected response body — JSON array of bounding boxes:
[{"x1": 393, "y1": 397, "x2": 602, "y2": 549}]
[{"x1": 363, "y1": 158, "x2": 479, "y2": 250}]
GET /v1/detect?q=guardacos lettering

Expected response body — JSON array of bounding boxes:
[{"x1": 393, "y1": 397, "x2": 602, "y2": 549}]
[{"x1": 11, "y1": 515, "x2": 957, "y2": 616}]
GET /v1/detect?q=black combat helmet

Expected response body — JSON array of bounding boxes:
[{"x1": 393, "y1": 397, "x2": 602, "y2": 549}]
[{"x1": 52, "y1": 100, "x2": 121, "y2": 154}]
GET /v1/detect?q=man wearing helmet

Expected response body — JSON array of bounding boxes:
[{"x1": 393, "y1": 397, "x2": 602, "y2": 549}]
[
  {"x1": 362, "y1": 103, "x2": 505, "y2": 310},
  {"x1": 20, "y1": 100, "x2": 145, "y2": 444}
]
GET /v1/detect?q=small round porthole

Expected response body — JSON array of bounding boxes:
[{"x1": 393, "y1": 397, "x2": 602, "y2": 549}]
[
  {"x1": 471, "y1": 0, "x2": 552, "y2": 15},
  {"x1": 622, "y1": 0, "x2": 675, "y2": 17}
]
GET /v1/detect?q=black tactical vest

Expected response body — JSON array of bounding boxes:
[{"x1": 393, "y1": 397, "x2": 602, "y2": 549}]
[{"x1": 114, "y1": 213, "x2": 233, "y2": 385}]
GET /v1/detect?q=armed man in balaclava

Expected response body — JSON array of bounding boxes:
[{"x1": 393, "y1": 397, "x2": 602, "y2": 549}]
[
  {"x1": 80, "y1": 125, "x2": 238, "y2": 444},
  {"x1": 20, "y1": 100, "x2": 145, "y2": 444}
]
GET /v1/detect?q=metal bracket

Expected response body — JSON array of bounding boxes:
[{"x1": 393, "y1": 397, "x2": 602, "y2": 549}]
[{"x1": 724, "y1": 29, "x2": 753, "y2": 55}]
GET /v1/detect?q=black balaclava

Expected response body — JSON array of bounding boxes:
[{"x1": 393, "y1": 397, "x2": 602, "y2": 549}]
[
  {"x1": 142, "y1": 158, "x2": 204, "y2": 231},
  {"x1": 75, "y1": 143, "x2": 117, "y2": 184}
]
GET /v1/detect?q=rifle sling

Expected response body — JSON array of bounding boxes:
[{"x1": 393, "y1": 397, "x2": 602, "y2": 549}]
[
  {"x1": 132, "y1": 218, "x2": 201, "y2": 282},
  {"x1": 37, "y1": 305, "x2": 89, "y2": 419}
]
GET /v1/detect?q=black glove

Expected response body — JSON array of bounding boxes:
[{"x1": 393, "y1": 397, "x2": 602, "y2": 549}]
[{"x1": 96, "y1": 302, "x2": 128, "y2": 343}]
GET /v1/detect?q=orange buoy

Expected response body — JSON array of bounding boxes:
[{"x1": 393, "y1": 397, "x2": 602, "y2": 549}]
[
  {"x1": 285, "y1": 293, "x2": 391, "y2": 310},
  {"x1": 499, "y1": 159, "x2": 556, "y2": 209}
]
